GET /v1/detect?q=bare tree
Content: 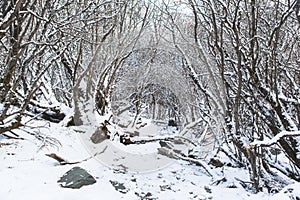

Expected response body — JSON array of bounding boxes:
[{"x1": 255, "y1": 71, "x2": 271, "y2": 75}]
[
  {"x1": 0, "y1": 1, "x2": 132, "y2": 134},
  {"x1": 73, "y1": 0, "x2": 153, "y2": 127},
  {"x1": 181, "y1": 0, "x2": 300, "y2": 192}
]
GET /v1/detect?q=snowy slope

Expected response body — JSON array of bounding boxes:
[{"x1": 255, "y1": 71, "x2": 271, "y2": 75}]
[{"x1": 0, "y1": 120, "x2": 299, "y2": 200}]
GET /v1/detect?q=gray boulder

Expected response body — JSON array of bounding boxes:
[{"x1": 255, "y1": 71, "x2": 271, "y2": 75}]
[{"x1": 58, "y1": 167, "x2": 96, "y2": 189}]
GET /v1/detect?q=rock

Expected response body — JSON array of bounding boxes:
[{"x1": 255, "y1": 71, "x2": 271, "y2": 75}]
[
  {"x1": 110, "y1": 180, "x2": 129, "y2": 194},
  {"x1": 173, "y1": 138, "x2": 185, "y2": 145},
  {"x1": 157, "y1": 147, "x2": 176, "y2": 159},
  {"x1": 168, "y1": 119, "x2": 177, "y2": 127},
  {"x1": 270, "y1": 147, "x2": 281, "y2": 155},
  {"x1": 227, "y1": 183, "x2": 237, "y2": 188},
  {"x1": 135, "y1": 192, "x2": 155, "y2": 199},
  {"x1": 208, "y1": 158, "x2": 224, "y2": 168},
  {"x1": 90, "y1": 126, "x2": 110, "y2": 144},
  {"x1": 204, "y1": 186, "x2": 212, "y2": 193},
  {"x1": 160, "y1": 185, "x2": 172, "y2": 191},
  {"x1": 57, "y1": 167, "x2": 96, "y2": 189},
  {"x1": 159, "y1": 141, "x2": 173, "y2": 149}
]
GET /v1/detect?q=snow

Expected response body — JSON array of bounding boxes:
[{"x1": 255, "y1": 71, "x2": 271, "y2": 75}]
[
  {"x1": 0, "y1": 10, "x2": 13, "y2": 27},
  {"x1": 251, "y1": 131, "x2": 300, "y2": 147},
  {"x1": 0, "y1": 119, "x2": 299, "y2": 200}
]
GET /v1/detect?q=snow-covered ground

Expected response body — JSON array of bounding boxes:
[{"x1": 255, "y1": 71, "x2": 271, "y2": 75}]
[{"x1": 0, "y1": 120, "x2": 299, "y2": 200}]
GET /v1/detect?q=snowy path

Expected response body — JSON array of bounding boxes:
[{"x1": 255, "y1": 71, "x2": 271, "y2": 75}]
[{"x1": 0, "y1": 121, "x2": 298, "y2": 200}]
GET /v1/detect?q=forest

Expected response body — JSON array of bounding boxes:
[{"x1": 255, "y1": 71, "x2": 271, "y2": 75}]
[{"x1": 0, "y1": 0, "x2": 299, "y2": 198}]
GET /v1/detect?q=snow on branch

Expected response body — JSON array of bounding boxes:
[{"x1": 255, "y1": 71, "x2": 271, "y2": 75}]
[{"x1": 250, "y1": 131, "x2": 300, "y2": 148}]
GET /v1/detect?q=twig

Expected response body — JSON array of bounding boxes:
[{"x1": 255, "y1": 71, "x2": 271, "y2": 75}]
[
  {"x1": 1, "y1": 133, "x2": 24, "y2": 140},
  {"x1": 46, "y1": 146, "x2": 108, "y2": 165},
  {"x1": 23, "y1": 108, "x2": 51, "y2": 125},
  {"x1": 120, "y1": 134, "x2": 197, "y2": 147},
  {"x1": 158, "y1": 147, "x2": 214, "y2": 177}
]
